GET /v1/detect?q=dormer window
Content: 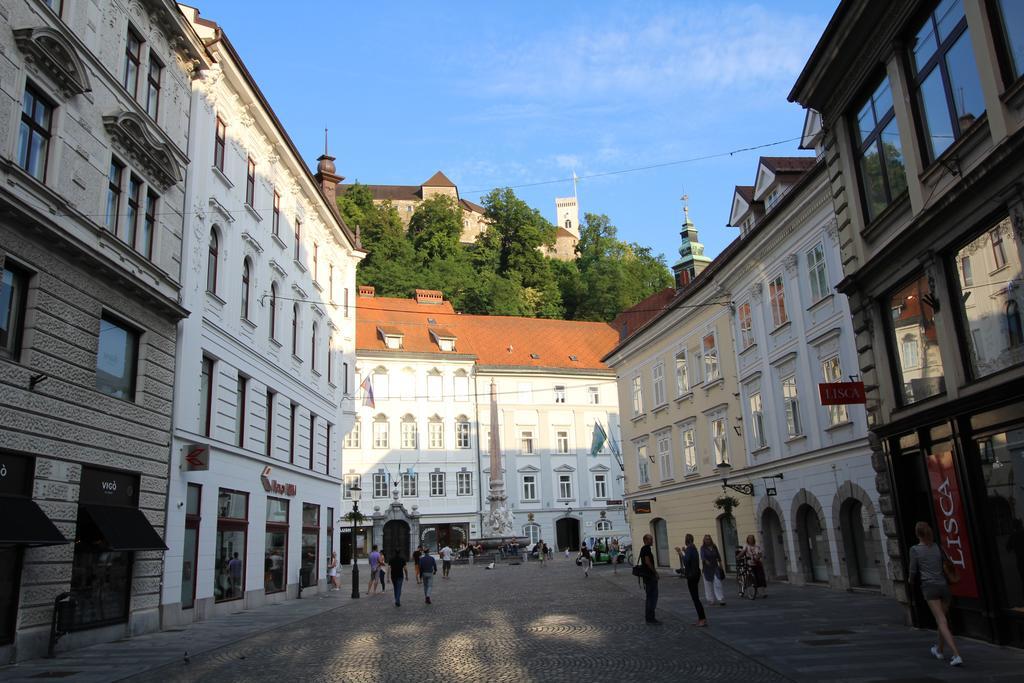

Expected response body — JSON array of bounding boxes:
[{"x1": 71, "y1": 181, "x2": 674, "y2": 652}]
[
  {"x1": 766, "y1": 189, "x2": 781, "y2": 208},
  {"x1": 377, "y1": 326, "x2": 404, "y2": 350},
  {"x1": 429, "y1": 328, "x2": 457, "y2": 352}
]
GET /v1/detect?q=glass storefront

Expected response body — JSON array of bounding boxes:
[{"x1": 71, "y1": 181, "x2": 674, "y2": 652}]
[
  {"x1": 181, "y1": 484, "x2": 200, "y2": 609},
  {"x1": 265, "y1": 498, "x2": 288, "y2": 593},
  {"x1": 215, "y1": 489, "x2": 248, "y2": 603},
  {"x1": 887, "y1": 274, "x2": 945, "y2": 404},
  {"x1": 301, "y1": 503, "x2": 319, "y2": 588}
]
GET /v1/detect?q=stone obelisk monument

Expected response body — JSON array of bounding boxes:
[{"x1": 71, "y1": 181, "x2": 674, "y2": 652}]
[{"x1": 485, "y1": 379, "x2": 514, "y2": 538}]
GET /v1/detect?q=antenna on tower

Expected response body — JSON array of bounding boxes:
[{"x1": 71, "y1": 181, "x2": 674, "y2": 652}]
[
  {"x1": 324, "y1": 127, "x2": 329, "y2": 155},
  {"x1": 572, "y1": 169, "x2": 579, "y2": 201}
]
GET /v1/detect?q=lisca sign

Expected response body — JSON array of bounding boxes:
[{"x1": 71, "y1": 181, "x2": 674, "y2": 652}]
[
  {"x1": 260, "y1": 466, "x2": 296, "y2": 496},
  {"x1": 818, "y1": 381, "x2": 867, "y2": 405},
  {"x1": 926, "y1": 451, "x2": 978, "y2": 598}
]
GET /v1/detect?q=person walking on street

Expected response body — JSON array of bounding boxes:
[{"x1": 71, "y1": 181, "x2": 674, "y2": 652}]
[
  {"x1": 578, "y1": 543, "x2": 593, "y2": 577},
  {"x1": 412, "y1": 545, "x2": 423, "y2": 584},
  {"x1": 677, "y1": 535, "x2": 707, "y2": 627},
  {"x1": 741, "y1": 534, "x2": 768, "y2": 598},
  {"x1": 389, "y1": 551, "x2": 408, "y2": 607},
  {"x1": 639, "y1": 534, "x2": 660, "y2": 624},
  {"x1": 610, "y1": 538, "x2": 621, "y2": 575},
  {"x1": 538, "y1": 540, "x2": 547, "y2": 567},
  {"x1": 419, "y1": 547, "x2": 438, "y2": 604},
  {"x1": 327, "y1": 552, "x2": 339, "y2": 591},
  {"x1": 367, "y1": 545, "x2": 382, "y2": 595},
  {"x1": 910, "y1": 521, "x2": 963, "y2": 667},
  {"x1": 701, "y1": 535, "x2": 726, "y2": 606},
  {"x1": 440, "y1": 544, "x2": 453, "y2": 579}
]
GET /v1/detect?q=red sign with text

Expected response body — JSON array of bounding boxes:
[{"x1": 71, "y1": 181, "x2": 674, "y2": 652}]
[
  {"x1": 925, "y1": 452, "x2": 978, "y2": 598},
  {"x1": 818, "y1": 382, "x2": 867, "y2": 405}
]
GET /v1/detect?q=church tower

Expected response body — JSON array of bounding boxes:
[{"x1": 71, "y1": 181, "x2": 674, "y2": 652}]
[
  {"x1": 672, "y1": 195, "x2": 712, "y2": 289},
  {"x1": 554, "y1": 196, "x2": 580, "y2": 239}
]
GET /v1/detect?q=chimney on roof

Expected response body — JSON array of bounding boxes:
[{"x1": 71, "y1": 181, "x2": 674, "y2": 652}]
[
  {"x1": 415, "y1": 289, "x2": 444, "y2": 305},
  {"x1": 314, "y1": 128, "x2": 344, "y2": 206},
  {"x1": 358, "y1": 285, "x2": 375, "y2": 298}
]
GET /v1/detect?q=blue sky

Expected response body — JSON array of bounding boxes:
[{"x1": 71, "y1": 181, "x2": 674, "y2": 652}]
[{"x1": 195, "y1": 1, "x2": 837, "y2": 266}]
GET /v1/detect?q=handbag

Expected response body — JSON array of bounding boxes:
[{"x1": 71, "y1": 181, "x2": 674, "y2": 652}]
[
  {"x1": 575, "y1": 557, "x2": 583, "y2": 567},
  {"x1": 716, "y1": 565, "x2": 725, "y2": 581},
  {"x1": 941, "y1": 553, "x2": 961, "y2": 585}
]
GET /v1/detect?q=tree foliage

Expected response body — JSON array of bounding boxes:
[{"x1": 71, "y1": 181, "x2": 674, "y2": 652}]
[{"x1": 340, "y1": 185, "x2": 671, "y2": 321}]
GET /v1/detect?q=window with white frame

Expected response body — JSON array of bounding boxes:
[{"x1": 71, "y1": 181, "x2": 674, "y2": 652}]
[
  {"x1": 807, "y1": 243, "x2": 829, "y2": 302},
  {"x1": 523, "y1": 523, "x2": 540, "y2": 544},
  {"x1": 429, "y1": 472, "x2": 445, "y2": 496},
  {"x1": 782, "y1": 376, "x2": 802, "y2": 437},
  {"x1": 632, "y1": 375, "x2": 643, "y2": 414},
  {"x1": 822, "y1": 356, "x2": 849, "y2": 425},
  {"x1": 703, "y1": 333, "x2": 719, "y2": 382},
  {"x1": 372, "y1": 473, "x2": 388, "y2": 498},
  {"x1": 344, "y1": 420, "x2": 360, "y2": 448},
  {"x1": 456, "y1": 471, "x2": 472, "y2": 496},
  {"x1": 517, "y1": 383, "x2": 533, "y2": 403},
  {"x1": 594, "y1": 473, "x2": 607, "y2": 499},
  {"x1": 738, "y1": 303, "x2": 754, "y2": 349},
  {"x1": 373, "y1": 417, "x2": 389, "y2": 449},
  {"x1": 596, "y1": 519, "x2": 612, "y2": 532},
  {"x1": 427, "y1": 372, "x2": 442, "y2": 401},
  {"x1": 555, "y1": 429, "x2": 569, "y2": 454},
  {"x1": 637, "y1": 444, "x2": 650, "y2": 484},
  {"x1": 769, "y1": 275, "x2": 788, "y2": 327},
  {"x1": 652, "y1": 363, "x2": 666, "y2": 406},
  {"x1": 400, "y1": 417, "x2": 417, "y2": 449},
  {"x1": 711, "y1": 417, "x2": 729, "y2": 466},
  {"x1": 749, "y1": 392, "x2": 766, "y2": 448},
  {"x1": 400, "y1": 369, "x2": 415, "y2": 400},
  {"x1": 401, "y1": 473, "x2": 417, "y2": 497},
  {"x1": 454, "y1": 373, "x2": 469, "y2": 402},
  {"x1": 521, "y1": 474, "x2": 537, "y2": 501},
  {"x1": 656, "y1": 430, "x2": 673, "y2": 480},
  {"x1": 343, "y1": 474, "x2": 360, "y2": 499},
  {"x1": 588, "y1": 386, "x2": 600, "y2": 404},
  {"x1": 554, "y1": 385, "x2": 566, "y2": 403},
  {"x1": 456, "y1": 419, "x2": 471, "y2": 449},
  {"x1": 428, "y1": 420, "x2": 444, "y2": 449},
  {"x1": 520, "y1": 430, "x2": 534, "y2": 454},
  {"x1": 681, "y1": 426, "x2": 697, "y2": 474},
  {"x1": 373, "y1": 370, "x2": 390, "y2": 400},
  {"x1": 675, "y1": 350, "x2": 689, "y2": 395},
  {"x1": 558, "y1": 474, "x2": 573, "y2": 499}
]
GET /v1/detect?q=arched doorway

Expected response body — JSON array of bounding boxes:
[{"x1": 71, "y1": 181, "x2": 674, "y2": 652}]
[
  {"x1": 840, "y1": 499, "x2": 880, "y2": 588},
  {"x1": 556, "y1": 517, "x2": 580, "y2": 552},
  {"x1": 650, "y1": 518, "x2": 670, "y2": 567},
  {"x1": 797, "y1": 504, "x2": 829, "y2": 583},
  {"x1": 717, "y1": 514, "x2": 739, "y2": 573},
  {"x1": 761, "y1": 508, "x2": 787, "y2": 581},
  {"x1": 383, "y1": 520, "x2": 410, "y2": 560}
]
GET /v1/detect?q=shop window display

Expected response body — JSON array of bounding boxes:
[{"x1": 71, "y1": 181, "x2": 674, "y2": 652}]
[
  {"x1": 265, "y1": 498, "x2": 288, "y2": 593},
  {"x1": 215, "y1": 489, "x2": 248, "y2": 603}
]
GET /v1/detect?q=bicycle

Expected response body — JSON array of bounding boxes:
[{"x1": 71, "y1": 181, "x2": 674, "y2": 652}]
[{"x1": 736, "y1": 554, "x2": 758, "y2": 600}]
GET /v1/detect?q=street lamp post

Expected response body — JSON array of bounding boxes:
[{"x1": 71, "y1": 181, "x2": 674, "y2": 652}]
[{"x1": 349, "y1": 484, "x2": 362, "y2": 599}]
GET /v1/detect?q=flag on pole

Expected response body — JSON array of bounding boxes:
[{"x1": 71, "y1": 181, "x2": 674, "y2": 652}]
[
  {"x1": 590, "y1": 420, "x2": 608, "y2": 456},
  {"x1": 360, "y1": 376, "x2": 374, "y2": 409}
]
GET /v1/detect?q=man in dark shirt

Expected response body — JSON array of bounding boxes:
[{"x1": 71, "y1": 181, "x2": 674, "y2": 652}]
[
  {"x1": 419, "y1": 548, "x2": 438, "y2": 604},
  {"x1": 388, "y1": 551, "x2": 408, "y2": 607},
  {"x1": 412, "y1": 546, "x2": 423, "y2": 584},
  {"x1": 638, "y1": 534, "x2": 660, "y2": 624}
]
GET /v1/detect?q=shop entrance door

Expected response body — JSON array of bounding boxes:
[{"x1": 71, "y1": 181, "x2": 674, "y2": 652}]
[
  {"x1": 718, "y1": 514, "x2": 739, "y2": 573},
  {"x1": 383, "y1": 520, "x2": 410, "y2": 560},
  {"x1": 797, "y1": 505, "x2": 829, "y2": 583},
  {"x1": 841, "y1": 499, "x2": 880, "y2": 588},
  {"x1": 761, "y1": 508, "x2": 788, "y2": 581},
  {"x1": 651, "y1": 518, "x2": 670, "y2": 567}
]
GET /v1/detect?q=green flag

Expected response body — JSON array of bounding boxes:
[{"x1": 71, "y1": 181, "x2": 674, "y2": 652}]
[{"x1": 590, "y1": 421, "x2": 608, "y2": 456}]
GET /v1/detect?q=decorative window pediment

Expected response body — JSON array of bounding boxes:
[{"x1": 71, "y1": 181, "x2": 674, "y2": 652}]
[
  {"x1": 103, "y1": 111, "x2": 183, "y2": 191},
  {"x1": 517, "y1": 465, "x2": 541, "y2": 473},
  {"x1": 553, "y1": 464, "x2": 576, "y2": 473},
  {"x1": 14, "y1": 27, "x2": 91, "y2": 98},
  {"x1": 588, "y1": 464, "x2": 610, "y2": 473}
]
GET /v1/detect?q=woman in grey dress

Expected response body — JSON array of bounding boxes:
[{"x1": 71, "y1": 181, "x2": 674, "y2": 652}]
[{"x1": 908, "y1": 521, "x2": 962, "y2": 667}]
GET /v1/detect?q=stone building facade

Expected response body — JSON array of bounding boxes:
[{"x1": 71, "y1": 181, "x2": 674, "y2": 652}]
[
  {"x1": 0, "y1": 0, "x2": 205, "y2": 662},
  {"x1": 159, "y1": 7, "x2": 363, "y2": 626},
  {"x1": 790, "y1": 0, "x2": 1024, "y2": 646}
]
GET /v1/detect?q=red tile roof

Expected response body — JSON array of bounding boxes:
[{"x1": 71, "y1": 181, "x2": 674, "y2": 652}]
[
  {"x1": 735, "y1": 186, "x2": 755, "y2": 203},
  {"x1": 422, "y1": 171, "x2": 456, "y2": 187},
  {"x1": 760, "y1": 156, "x2": 817, "y2": 174},
  {"x1": 356, "y1": 296, "x2": 617, "y2": 370}
]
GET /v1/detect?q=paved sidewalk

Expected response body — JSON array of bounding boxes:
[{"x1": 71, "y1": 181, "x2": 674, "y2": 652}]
[
  {"x1": 640, "y1": 568, "x2": 1024, "y2": 682},
  {"x1": 0, "y1": 582, "x2": 354, "y2": 683}
]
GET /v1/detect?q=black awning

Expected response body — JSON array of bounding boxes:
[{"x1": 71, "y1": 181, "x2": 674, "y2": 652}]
[
  {"x1": 80, "y1": 504, "x2": 168, "y2": 551},
  {"x1": 0, "y1": 495, "x2": 68, "y2": 546}
]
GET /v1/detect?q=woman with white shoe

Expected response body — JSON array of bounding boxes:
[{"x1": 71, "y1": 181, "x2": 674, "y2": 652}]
[{"x1": 909, "y1": 521, "x2": 963, "y2": 667}]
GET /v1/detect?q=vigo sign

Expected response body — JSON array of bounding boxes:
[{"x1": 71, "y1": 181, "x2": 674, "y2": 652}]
[
  {"x1": 181, "y1": 444, "x2": 210, "y2": 471},
  {"x1": 818, "y1": 381, "x2": 867, "y2": 405},
  {"x1": 926, "y1": 451, "x2": 978, "y2": 598},
  {"x1": 260, "y1": 466, "x2": 296, "y2": 496}
]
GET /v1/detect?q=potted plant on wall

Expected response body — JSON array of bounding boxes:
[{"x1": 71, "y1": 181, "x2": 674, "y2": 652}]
[{"x1": 714, "y1": 494, "x2": 740, "y2": 516}]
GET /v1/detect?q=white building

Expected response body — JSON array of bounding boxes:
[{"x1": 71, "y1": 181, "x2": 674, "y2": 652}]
[
  {"x1": 340, "y1": 290, "x2": 626, "y2": 558},
  {"x1": 0, "y1": 0, "x2": 206, "y2": 661},
  {"x1": 159, "y1": 7, "x2": 363, "y2": 626},
  {"x1": 721, "y1": 114, "x2": 889, "y2": 593}
]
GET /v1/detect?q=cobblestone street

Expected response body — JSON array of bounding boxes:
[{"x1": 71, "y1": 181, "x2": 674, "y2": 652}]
[{"x1": 4, "y1": 558, "x2": 1024, "y2": 682}]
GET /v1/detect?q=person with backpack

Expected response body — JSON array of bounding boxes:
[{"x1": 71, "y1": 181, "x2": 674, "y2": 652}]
[
  {"x1": 419, "y1": 547, "x2": 438, "y2": 604},
  {"x1": 577, "y1": 543, "x2": 593, "y2": 577},
  {"x1": 677, "y1": 535, "x2": 707, "y2": 627}
]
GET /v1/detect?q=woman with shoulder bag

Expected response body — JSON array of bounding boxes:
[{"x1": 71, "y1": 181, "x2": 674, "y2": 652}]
[
  {"x1": 909, "y1": 521, "x2": 963, "y2": 667},
  {"x1": 677, "y1": 535, "x2": 707, "y2": 627},
  {"x1": 700, "y1": 535, "x2": 726, "y2": 606}
]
